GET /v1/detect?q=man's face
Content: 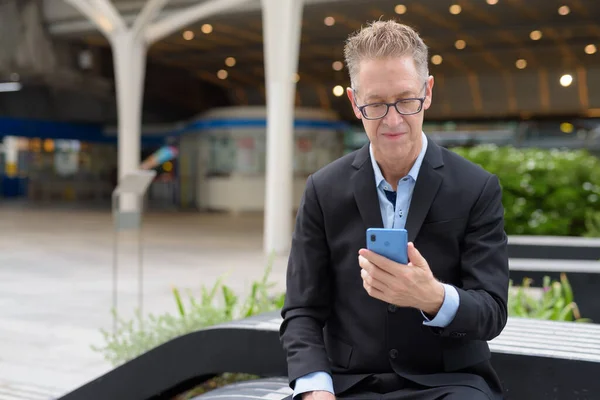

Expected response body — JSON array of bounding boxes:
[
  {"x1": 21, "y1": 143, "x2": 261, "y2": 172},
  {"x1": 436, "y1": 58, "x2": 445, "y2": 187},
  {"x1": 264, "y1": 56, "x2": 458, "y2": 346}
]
[{"x1": 347, "y1": 55, "x2": 434, "y2": 164}]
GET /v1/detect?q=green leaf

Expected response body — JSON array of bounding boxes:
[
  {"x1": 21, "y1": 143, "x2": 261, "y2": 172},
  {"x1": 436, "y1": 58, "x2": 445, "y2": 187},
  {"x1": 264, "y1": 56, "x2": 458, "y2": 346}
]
[
  {"x1": 535, "y1": 309, "x2": 555, "y2": 320},
  {"x1": 172, "y1": 286, "x2": 186, "y2": 317},
  {"x1": 551, "y1": 297, "x2": 566, "y2": 320},
  {"x1": 243, "y1": 283, "x2": 259, "y2": 318},
  {"x1": 560, "y1": 273, "x2": 574, "y2": 305},
  {"x1": 542, "y1": 276, "x2": 551, "y2": 291},
  {"x1": 557, "y1": 302, "x2": 576, "y2": 321},
  {"x1": 221, "y1": 285, "x2": 238, "y2": 319}
]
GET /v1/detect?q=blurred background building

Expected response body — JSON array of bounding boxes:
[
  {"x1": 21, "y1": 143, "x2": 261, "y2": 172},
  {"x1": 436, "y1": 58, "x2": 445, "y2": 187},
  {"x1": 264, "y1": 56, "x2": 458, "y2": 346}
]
[{"x1": 1, "y1": 0, "x2": 599, "y2": 210}]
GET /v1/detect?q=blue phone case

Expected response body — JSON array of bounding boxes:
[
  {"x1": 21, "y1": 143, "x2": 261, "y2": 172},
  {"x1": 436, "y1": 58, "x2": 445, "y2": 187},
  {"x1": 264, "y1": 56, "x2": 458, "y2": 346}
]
[{"x1": 366, "y1": 228, "x2": 408, "y2": 264}]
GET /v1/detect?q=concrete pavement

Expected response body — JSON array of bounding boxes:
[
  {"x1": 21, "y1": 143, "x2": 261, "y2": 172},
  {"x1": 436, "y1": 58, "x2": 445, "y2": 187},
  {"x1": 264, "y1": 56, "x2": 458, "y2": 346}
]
[{"x1": 0, "y1": 204, "x2": 289, "y2": 399}]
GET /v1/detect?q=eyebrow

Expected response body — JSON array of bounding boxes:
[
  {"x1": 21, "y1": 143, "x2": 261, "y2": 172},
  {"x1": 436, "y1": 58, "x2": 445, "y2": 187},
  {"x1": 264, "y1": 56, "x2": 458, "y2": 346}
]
[{"x1": 365, "y1": 90, "x2": 418, "y2": 102}]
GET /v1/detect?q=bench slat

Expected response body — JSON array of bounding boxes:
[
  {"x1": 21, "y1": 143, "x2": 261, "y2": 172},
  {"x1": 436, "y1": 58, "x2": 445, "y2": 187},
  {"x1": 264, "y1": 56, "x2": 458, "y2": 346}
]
[
  {"x1": 496, "y1": 333, "x2": 600, "y2": 350},
  {"x1": 489, "y1": 343, "x2": 600, "y2": 362},
  {"x1": 501, "y1": 325, "x2": 600, "y2": 340},
  {"x1": 505, "y1": 317, "x2": 600, "y2": 328},
  {"x1": 509, "y1": 258, "x2": 600, "y2": 273},
  {"x1": 491, "y1": 338, "x2": 600, "y2": 356},
  {"x1": 508, "y1": 236, "x2": 600, "y2": 247}
]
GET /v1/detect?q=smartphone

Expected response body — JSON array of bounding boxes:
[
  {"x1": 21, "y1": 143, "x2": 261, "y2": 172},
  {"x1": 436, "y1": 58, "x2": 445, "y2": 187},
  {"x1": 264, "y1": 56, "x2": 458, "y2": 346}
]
[{"x1": 366, "y1": 228, "x2": 408, "y2": 264}]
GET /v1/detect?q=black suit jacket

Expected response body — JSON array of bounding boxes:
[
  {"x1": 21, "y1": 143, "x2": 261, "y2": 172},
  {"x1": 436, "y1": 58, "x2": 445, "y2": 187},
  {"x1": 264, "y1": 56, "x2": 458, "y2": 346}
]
[{"x1": 280, "y1": 137, "x2": 509, "y2": 398}]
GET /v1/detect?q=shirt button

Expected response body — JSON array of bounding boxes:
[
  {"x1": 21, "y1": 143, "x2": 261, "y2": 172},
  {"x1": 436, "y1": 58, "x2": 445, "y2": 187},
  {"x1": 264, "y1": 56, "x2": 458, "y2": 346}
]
[
  {"x1": 398, "y1": 210, "x2": 403, "y2": 217},
  {"x1": 388, "y1": 304, "x2": 397, "y2": 313},
  {"x1": 389, "y1": 349, "x2": 398, "y2": 359}
]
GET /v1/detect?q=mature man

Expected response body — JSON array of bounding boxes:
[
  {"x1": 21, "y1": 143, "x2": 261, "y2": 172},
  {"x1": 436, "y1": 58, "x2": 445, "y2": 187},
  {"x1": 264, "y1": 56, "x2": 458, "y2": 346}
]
[{"x1": 280, "y1": 20, "x2": 509, "y2": 400}]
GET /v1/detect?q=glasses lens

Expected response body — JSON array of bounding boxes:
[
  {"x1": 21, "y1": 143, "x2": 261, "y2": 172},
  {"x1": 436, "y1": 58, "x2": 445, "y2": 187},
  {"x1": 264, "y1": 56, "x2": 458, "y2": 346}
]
[
  {"x1": 396, "y1": 100, "x2": 422, "y2": 114},
  {"x1": 362, "y1": 104, "x2": 388, "y2": 119}
]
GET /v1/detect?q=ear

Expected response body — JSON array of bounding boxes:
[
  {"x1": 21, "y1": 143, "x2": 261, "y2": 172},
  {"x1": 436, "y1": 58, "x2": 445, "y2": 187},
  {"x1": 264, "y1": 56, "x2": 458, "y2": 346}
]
[
  {"x1": 347, "y1": 87, "x2": 363, "y2": 120},
  {"x1": 423, "y1": 76, "x2": 434, "y2": 111}
]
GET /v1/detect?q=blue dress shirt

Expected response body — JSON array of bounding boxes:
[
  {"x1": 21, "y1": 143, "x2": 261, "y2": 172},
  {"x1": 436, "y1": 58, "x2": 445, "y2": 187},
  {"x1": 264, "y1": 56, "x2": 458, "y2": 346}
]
[{"x1": 292, "y1": 133, "x2": 460, "y2": 398}]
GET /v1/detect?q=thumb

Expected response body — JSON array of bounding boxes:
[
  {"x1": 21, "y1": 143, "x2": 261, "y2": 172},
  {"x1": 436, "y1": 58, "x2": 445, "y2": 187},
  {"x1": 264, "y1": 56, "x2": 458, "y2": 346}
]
[{"x1": 407, "y1": 242, "x2": 427, "y2": 268}]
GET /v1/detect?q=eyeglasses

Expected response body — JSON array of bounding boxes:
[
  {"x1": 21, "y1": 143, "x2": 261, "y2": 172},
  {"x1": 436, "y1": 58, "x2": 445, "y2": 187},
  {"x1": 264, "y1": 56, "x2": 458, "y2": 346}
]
[{"x1": 353, "y1": 83, "x2": 428, "y2": 120}]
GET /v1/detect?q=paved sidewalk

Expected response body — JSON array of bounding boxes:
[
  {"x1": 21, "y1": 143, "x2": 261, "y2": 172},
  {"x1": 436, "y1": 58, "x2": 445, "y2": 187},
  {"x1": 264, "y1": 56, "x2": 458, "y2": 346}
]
[
  {"x1": 0, "y1": 381, "x2": 64, "y2": 400},
  {"x1": 0, "y1": 205, "x2": 289, "y2": 399}
]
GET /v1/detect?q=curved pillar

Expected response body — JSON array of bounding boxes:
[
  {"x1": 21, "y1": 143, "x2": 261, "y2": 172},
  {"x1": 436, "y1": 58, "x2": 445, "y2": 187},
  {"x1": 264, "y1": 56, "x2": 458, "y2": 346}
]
[
  {"x1": 261, "y1": 0, "x2": 304, "y2": 255},
  {"x1": 64, "y1": 0, "x2": 252, "y2": 210}
]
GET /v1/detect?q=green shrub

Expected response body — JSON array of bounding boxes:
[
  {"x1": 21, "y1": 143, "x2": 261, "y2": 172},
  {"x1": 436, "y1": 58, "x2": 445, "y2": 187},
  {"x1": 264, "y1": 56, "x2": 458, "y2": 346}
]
[
  {"x1": 92, "y1": 255, "x2": 285, "y2": 367},
  {"x1": 452, "y1": 145, "x2": 600, "y2": 236},
  {"x1": 508, "y1": 273, "x2": 590, "y2": 322},
  {"x1": 584, "y1": 210, "x2": 600, "y2": 237}
]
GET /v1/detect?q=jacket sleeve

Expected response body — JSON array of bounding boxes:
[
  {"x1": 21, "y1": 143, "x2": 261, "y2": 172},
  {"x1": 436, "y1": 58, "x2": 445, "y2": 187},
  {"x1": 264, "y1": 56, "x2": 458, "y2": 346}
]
[
  {"x1": 433, "y1": 174, "x2": 509, "y2": 341},
  {"x1": 280, "y1": 174, "x2": 333, "y2": 388}
]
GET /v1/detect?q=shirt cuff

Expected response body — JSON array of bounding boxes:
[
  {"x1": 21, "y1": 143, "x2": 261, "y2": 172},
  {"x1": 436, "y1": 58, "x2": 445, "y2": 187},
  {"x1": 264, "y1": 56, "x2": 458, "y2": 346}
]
[
  {"x1": 422, "y1": 284, "x2": 460, "y2": 328},
  {"x1": 293, "y1": 371, "x2": 334, "y2": 399}
]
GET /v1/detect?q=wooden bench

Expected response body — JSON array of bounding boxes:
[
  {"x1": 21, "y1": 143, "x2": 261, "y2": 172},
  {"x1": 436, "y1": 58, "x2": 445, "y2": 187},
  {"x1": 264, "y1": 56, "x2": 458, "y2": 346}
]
[
  {"x1": 195, "y1": 316, "x2": 600, "y2": 400},
  {"x1": 488, "y1": 317, "x2": 600, "y2": 399},
  {"x1": 58, "y1": 312, "x2": 600, "y2": 400}
]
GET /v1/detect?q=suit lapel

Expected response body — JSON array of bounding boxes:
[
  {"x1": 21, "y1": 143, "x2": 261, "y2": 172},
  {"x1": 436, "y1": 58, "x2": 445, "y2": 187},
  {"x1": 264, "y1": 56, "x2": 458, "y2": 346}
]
[
  {"x1": 405, "y1": 140, "x2": 445, "y2": 243},
  {"x1": 352, "y1": 145, "x2": 383, "y2": 229}
]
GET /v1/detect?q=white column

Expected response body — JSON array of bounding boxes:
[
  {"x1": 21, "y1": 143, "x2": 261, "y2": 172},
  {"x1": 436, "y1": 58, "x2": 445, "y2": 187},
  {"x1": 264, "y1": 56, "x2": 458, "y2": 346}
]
[
  {"x1": 261, "y1": 0, "x2": 304, "y2": 255},
  {"x1": 3, "y1": 136, "x2": 18, "y2": 177},
  {"x1": 111, "y1": 32, "x2": 147, "y2": 211}
]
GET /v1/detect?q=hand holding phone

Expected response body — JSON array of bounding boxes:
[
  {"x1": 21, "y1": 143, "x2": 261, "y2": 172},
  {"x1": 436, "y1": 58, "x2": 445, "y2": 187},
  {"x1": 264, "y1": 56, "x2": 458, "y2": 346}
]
[{"x1": 366, "y1": 228, "x2": 409, "y2": 264}]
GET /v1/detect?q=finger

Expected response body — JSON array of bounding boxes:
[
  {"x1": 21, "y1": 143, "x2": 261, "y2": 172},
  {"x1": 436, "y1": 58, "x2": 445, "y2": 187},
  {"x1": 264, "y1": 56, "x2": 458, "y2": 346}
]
[
  {"x1": 358, "y1": 255, "x2": 394, "y2": 282},
  {"x1": 407, "y1": 242, "x2": 427, "y2": 268},
  {"x1": 360, "y1": 268, "x2": 388, "y2": 291},
  {"x1": 359, "y1": 248, "x2": 406, "y2": 274},
  {"x1": 362, "y1": 277, "x2": 386, "y2": 301}
]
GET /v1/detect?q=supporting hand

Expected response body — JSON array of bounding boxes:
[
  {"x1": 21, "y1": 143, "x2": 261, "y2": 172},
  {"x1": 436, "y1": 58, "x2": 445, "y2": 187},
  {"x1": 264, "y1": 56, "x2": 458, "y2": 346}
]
[{"x1": 358, "y1": 242, "x2": 445, "y2": 315}]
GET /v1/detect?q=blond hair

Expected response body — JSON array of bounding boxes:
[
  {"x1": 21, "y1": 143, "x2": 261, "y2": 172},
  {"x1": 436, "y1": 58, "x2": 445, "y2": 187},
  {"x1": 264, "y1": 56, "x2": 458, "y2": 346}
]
[{"x1": 343, "y1": 20, "x2": 429, "y2": 90}]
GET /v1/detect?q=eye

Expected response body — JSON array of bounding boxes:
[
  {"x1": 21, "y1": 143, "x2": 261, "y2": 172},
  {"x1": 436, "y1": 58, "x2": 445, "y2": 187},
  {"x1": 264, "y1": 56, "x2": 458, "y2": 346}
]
[{"x1": 362, "y1": 103, "x2": 387, "y2": 118}]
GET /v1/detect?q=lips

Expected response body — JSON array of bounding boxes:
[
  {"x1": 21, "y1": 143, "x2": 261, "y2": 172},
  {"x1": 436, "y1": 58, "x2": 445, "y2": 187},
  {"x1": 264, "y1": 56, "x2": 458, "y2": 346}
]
[{"x1": 382, "y1": 132, "x2": 406, "y2": 138}]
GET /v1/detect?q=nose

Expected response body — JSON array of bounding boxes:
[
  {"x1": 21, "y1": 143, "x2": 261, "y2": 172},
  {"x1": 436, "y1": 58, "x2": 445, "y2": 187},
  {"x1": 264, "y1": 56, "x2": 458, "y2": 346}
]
[{"x1": 382, "y1": 105, "x2": 404, "y2": 126}]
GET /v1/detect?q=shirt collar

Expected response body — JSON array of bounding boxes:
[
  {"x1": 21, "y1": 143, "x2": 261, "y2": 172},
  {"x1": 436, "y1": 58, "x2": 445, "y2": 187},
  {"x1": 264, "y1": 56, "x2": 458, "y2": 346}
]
[{"x1": 369, "y1": 132, "x2": 428, "y2": 189}]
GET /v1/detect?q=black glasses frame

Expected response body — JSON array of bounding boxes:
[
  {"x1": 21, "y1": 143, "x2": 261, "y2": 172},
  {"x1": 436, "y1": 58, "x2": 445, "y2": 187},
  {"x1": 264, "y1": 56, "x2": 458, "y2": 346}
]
[{"x1": 353, "y1": 82, "x2": 428, "y2": 120}]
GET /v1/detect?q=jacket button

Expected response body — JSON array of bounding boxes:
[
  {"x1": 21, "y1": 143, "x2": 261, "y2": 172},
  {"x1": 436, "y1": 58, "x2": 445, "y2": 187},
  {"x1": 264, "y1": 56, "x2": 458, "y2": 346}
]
[
  {"x1": 389, "y1": 349, "x2": 398, "y2": 359},
  {"x1": 388, "y1": 304, "x2": 397, "y2": 313}
]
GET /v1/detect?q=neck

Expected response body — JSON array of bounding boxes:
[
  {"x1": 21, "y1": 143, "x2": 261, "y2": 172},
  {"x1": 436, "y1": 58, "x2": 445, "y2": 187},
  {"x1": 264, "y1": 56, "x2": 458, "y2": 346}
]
[{"x1": 375, "y1": 143, "x2": 422, "y2": 191}]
